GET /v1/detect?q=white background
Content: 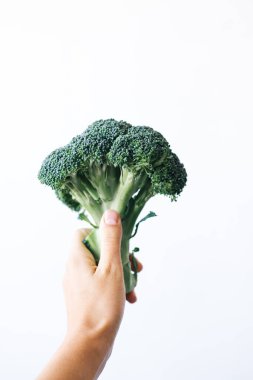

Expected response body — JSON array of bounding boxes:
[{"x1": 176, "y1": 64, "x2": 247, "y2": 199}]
[{"x1": 0, "y1": 1, "x2": 252, "y2": 379}]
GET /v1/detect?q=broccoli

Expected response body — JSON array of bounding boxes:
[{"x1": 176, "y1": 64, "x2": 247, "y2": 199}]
[{"x1": 38, "y1": 119, "x2": 187, "y2": 293}]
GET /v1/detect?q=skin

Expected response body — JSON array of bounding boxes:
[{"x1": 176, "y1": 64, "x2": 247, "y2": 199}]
[{"x1": 36, "y1": 209, "x2": 143, "y2": 380}]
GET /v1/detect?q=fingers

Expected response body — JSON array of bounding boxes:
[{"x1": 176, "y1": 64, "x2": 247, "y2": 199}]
[
  {"x1": 98, "y1": 210, "x2": 122, "y2": 271},
  {"x1": 67, "y1": 228, "x2": 96, "y2": 273},
  {"x1": 70, "y1": 228, "x2": 92, "y2": 252},
  {"x1": 126, "y1": 255, "x2": 143, "y2": 303},
  {"x1": 68, "y1": 223, "x2": 143, "y2": 304},
  {"x1": 126, "y1": 290, "x2": 137, "y2": 303},
  {"x1": 129, "y1": 254, "x2": 143, "y2": 272}
]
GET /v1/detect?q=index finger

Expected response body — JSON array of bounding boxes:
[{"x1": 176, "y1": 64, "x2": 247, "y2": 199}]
[{"x1": 67, "y1": 228, "x2": 96, "y2": 270}]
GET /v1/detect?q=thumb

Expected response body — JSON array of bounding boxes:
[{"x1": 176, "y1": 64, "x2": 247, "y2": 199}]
[{"x1": 98, "y1": 209, "x2": 122, "y2": 271}]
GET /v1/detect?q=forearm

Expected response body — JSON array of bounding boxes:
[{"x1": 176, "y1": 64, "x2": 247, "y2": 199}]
[{"x1": 36, "y1": 332, "x2": 111, "y2": 380}]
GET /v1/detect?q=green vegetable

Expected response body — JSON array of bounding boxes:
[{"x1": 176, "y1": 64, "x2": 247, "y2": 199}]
[{"x1": 38, "y1": 119, "x2": 187, "y2": 293}]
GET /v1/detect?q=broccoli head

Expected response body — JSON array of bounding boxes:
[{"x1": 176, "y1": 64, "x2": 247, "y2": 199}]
[{"x1": 38, "y1": 119, "x2": 187, "y2": 293}]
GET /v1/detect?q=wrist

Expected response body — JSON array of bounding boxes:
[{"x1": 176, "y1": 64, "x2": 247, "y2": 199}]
[
  {"x1": 62, "y1": 327, "x2": 113, "y2": 379},
  {"x1": 65, "y1": 317, "x2": 119, "y2": 355},
  {"x1": 64, "y1": 328, "x2": 112, "y2": 357}
]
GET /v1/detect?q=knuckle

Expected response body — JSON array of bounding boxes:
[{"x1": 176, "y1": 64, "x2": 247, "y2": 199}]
[
  {"x1": 101, "y1": 263, "x2": 123, "y2": 280},
  {"x1": 103, "y1": 227, "x2": 121, "y2": 242},
  {"x1": 74, "y1": 228, "x2": 92, "y2": 241},
  {"x1": 107, "y1": 263, "x2": 123, "y2": 281},
  {"x1": 100, "y1": 264, "x2": 112, "y2": 276}
]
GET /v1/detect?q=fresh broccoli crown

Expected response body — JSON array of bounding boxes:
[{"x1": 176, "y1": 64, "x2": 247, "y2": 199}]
[
  {"x1": 107, "y1": 125, "x2": 169, "y2": 172},
  {"x1": 55, "y1": 187, "x2": 81, "y2": 211},
  {"x1": 151, "y1": 152, "x2": 187, "y2": 199},
  {"x1": 81, "y1": 119, "x2": 131, "y2": 164},
  {"x1": 38, "y1": 118, "x2": 187, "y2": 209},
  {"x1": 38, "y1": 118, "x2": 187, "y2": 293},
  {"x1": 38, "y1": 145, "x2": 81, "y2": 190}
]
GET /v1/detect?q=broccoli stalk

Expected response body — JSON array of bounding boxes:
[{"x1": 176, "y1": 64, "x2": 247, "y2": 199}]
[
  {"x1": 64, "y1": 164, "x2": 153, "y2": 291},
  {"x1": 38, "y1": 119, "x2": 187, "y2": 293}
]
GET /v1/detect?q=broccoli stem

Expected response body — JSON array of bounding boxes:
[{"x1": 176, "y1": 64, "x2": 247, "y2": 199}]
[
  {"x1": 86, "y1": 164, "x2": 121, "y2": 202},
  {"x1": 66, "y1": 180, "x2": 103, "y2": 224},
  {"x1": 65, "y1": 165, "x2": 153, "y2": 293},
  {"x1": 83, "y1": 172, "x2": 153, "y2": 293},
  {"x1": 84, "y1": 227, "x2": 137, "y2": 293},
  {"x1": 109, "y1": 169, "x2": 136, "y2": 214}
]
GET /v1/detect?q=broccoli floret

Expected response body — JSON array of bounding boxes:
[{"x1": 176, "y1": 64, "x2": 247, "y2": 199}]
[{"x1": 38, "y1": 118, "x2": 187, "y2": 293}]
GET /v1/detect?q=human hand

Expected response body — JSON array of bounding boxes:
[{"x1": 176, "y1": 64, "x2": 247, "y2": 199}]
[
  {"x1": 63, "y1": 209, "x2": 125, "y2": 349},
  {"x1": 37, "y1": 209, "x2": 143, "y2": 380},
  {"x1": 64, "y1": 210, "x2": 143, "y2": 377},
  {"x1": 64, "y1": 208, "x2": 143, "y2": 337}
]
